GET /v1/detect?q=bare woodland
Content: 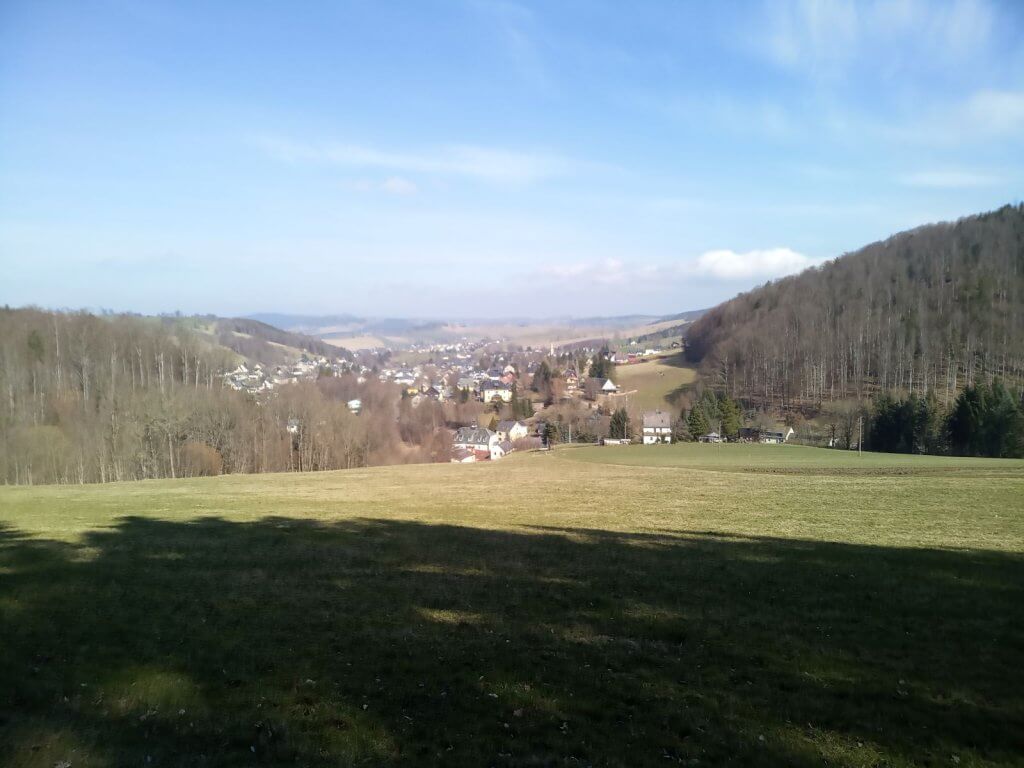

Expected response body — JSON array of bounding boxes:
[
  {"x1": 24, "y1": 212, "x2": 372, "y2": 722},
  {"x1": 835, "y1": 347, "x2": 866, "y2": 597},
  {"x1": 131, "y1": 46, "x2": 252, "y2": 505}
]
[
  {"x1": 0, "y1": 309, "x2": 450, "y2": 484},
  {"x1": 686, "y1": 204, "x2": 1024, "y2": 408}
]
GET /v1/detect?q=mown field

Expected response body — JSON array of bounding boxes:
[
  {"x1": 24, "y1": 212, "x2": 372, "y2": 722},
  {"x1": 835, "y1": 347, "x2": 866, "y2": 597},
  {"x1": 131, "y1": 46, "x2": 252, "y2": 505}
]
[
  {"x1": 614, "y1": 353, "x2": 697, "y2": 412},
  {"x1": 1, "y1": 446, "x2": 1022, "y2": 766}
]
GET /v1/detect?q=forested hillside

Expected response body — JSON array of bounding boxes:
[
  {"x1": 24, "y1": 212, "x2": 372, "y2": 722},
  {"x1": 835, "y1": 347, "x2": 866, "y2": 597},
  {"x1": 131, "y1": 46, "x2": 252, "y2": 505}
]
[
  {"x1": 205, "y1": 316, "x2": 349, "y2": 364},
  {"x1": 0, "y1": 309, "x2": 444, "y2": 485},
  {"x1": 686, "y1": 204, "x2": 1024, "y2": 408}
]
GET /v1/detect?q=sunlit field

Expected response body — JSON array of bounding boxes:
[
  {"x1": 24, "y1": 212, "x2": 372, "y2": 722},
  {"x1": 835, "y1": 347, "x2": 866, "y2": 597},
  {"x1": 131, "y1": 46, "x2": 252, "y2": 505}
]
[
  {"x1": 564, "y1": 441, "x2": 1024, "y2": 475},
  {"x1": 2, "y1": 446, "x2": 1022, "y2": 766},
  {"x1": 613, "y1": 353, "x2": 698, "y2": 412}
]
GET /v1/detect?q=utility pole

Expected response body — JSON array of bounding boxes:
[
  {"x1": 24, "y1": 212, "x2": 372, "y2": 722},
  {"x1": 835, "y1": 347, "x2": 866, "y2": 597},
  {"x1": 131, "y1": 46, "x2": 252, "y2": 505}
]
[{"x1": 858, "y1": 416, "x2": 863, "y2": 456}]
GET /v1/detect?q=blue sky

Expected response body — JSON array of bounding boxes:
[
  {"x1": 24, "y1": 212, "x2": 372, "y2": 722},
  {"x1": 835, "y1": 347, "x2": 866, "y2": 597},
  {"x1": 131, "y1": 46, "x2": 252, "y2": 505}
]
[{"x1": 1, "y1": 0, "x2": 1022, "y2": 318}]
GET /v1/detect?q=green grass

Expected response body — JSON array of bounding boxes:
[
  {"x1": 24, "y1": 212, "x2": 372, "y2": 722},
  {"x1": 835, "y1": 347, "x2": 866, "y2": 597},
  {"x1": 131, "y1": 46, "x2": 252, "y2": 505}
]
[
  {"x1": 613, "y1": 353, "x2": 697, "y2": 411},
  {"x1": 1, "y1": 447, "x2": 1023, "y2": 766},
  {"x1": 564, "y1": 441, "x2": 1024, "y2": 475}
]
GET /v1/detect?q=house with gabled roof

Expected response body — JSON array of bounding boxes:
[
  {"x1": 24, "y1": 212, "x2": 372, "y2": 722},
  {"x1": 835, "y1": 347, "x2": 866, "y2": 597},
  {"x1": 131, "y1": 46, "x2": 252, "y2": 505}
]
[
  {"x1": 583, "y1": 377, "x2": 619, "y2": 400},
  {"x1": 452, "y1": 427, "x2": 504, "y2": 460},
  {"x1": 563, "y1": 367, "x2": 580, "y2": 392},
  {"x1": 495, "y1": 420, "x2": 528, "y2": 442},
  {"x1": 642, "y1": 410, "x2": 672, "y2": 444},
  {"x1": 481, "y1": 382, "x2": 513, "y2": 403},
  {"x1": 450, "y1": 447, "x2": 477, "y2": 463}
]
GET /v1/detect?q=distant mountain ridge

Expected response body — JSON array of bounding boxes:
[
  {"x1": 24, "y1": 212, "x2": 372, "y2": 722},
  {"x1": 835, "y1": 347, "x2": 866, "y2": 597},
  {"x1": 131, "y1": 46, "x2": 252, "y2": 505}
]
[
  {"x1": 686, "y1": 204, "x2": 1024, "y2": 407},
  {"x1": 658, "y1": 308, "x2": 708, "y2": 323},
  {"x1": 244, "y1": 312, "x2": 704, "y2": 350},
  {"x1": 246, "y1": 312, "x2": 676, "y2": 333}
]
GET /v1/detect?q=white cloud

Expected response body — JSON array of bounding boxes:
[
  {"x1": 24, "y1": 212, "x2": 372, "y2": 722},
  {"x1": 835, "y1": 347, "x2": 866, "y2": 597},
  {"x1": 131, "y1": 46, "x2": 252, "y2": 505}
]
[
  {"x1": 534, "y1": 248, "x2": 816, "y2": 291},
  {"x1": 254, "y1": 136, "x2": 568, "y2": 184},
  {"x1": 694, "y1": 248, "x2": 815, "y2": 280},
  {"x1": 898, "y1": 170, "x2": 999, "y2": 188}
]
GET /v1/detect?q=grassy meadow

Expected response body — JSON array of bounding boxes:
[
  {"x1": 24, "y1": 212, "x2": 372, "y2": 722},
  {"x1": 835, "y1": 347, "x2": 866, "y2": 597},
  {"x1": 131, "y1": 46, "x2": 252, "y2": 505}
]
[
  {"x1": 1, "y1": 446, "x2": 1022, "y2": 766},
  {"x1": 614, "y1": 354, "x2": 697, "y2": 412}
]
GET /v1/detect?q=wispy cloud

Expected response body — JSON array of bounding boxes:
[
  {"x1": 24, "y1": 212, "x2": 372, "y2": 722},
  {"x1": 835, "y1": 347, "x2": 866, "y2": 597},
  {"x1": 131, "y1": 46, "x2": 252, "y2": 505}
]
[
  {"x1": 470, "y1": 0, "x2": 553, "y2": 93},
  {"x1": 538, "y1": 258, "x2": 650, "y2": 286},
  {"x1": 349, "y1": 176, "x2": 420, "y2": 196},
  {"x1": 381, "y1": 176, "x2": 418, "y2": 196},
  {"x1": 757, "y1": 0, "x2": 995, "y2": 78},
  {"x1": 898, "y1": 169, "x2": 999, "y2": 189},
  {"x1": 965, "y1": 89, "x2": 1024, "y2": 135},
  {"x1": 254, "y1": 136, "x2": 568, "y2": 184}
]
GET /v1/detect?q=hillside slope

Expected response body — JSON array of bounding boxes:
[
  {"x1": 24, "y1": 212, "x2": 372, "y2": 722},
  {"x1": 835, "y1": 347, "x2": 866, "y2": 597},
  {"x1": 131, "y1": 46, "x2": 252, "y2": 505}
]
[
  {"x1": 686, "y1": 204, "x2": 1024, "y2": 407},
  {"x1": 202, "y1": 316, "x2": 350, "y2": 364}
]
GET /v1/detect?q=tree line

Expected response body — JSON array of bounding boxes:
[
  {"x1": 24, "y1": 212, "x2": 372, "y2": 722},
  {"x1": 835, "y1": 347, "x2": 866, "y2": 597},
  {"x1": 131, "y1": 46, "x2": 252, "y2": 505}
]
[
  {"x1": 866, "y1": 380, "x2": 1023, "y2": 458},
  {"x1": 0, "y1": 308, "x2": 449, "y2": 485},
  {"x1": 677, "y1": 383, "x2": 1023, "y2": 458}
]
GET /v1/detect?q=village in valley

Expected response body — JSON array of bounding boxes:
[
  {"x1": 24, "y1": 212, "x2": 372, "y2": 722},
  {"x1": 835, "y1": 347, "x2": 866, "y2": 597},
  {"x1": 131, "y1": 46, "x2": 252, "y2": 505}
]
[{"x1": 221, "y1": 330, "x2": 797, "y2": 466}]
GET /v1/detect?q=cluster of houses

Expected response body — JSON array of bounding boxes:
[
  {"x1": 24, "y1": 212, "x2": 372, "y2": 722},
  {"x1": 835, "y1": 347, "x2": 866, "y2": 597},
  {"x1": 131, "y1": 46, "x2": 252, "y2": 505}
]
[
  {"x1": 450, "y1": 420, "x2": 529, "y2": 463},
  {"x1": 609, "y1": 347, "x2": 672, "y2": 364},
  {"x1": 223, "y1": 355, "x2": 350, "y2": 394},
  {"x1": 223, "y1": 334, "x2": 799, "y2": 464},
  {"x1": 698, "y1": 427, "x2": 796, "y2": 443},
  {"x1": 635, "y1": 412, "x2": 796, "y2": 446},
  {"x1": 456, "y1": 363, "x2": 520, "y2": 403}
]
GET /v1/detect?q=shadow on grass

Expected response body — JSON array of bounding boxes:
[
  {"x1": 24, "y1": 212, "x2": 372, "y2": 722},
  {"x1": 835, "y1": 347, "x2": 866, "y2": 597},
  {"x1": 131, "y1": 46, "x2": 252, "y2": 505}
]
[{"x1": 1, "y1": 517, "x2": 1022, "y2": 766}]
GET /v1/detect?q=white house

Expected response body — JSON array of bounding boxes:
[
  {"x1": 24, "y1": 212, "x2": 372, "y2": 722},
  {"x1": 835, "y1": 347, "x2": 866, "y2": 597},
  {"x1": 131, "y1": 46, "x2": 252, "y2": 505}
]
[
  {"x1": 481, "y1": 383, "x2": 513, "y2": 403},
  {"x1": 642, "y1": 411, "x2": 672, "y2": 445},
  {"x1": 495, "y1": 420, "x2": 529, "y2": 442},
  {"x1": 493, "y1": 439, "x2": 514, "y2": 459},
  {"x1": 452, "y1": 427, "x2": 503, "y2": 460},
  {"x1": 760, "y1": 427, "x2": 795, "y2": 444}
]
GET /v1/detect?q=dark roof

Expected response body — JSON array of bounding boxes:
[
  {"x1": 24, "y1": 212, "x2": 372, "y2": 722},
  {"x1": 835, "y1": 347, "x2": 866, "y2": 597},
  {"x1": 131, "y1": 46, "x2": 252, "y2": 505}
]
[
  {"x1": 453, "y1": 427, "x2": 495, "y2": 446},
  {"x1": 496, "y1": 420, "x2": 522, "y2": 432},
  {"x1": 643, "y1": 411, "x2": 671, "y2": 428}
]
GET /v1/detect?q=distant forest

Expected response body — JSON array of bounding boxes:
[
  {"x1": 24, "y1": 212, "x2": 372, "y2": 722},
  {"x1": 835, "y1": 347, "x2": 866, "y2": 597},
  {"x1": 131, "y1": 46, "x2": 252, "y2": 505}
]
[
  {"x1": 0, "y1": 309, "x2": 448, "y2": 485},
  {"x1": 686, "y1": 204, "x2": 1024, "y2": 409}
]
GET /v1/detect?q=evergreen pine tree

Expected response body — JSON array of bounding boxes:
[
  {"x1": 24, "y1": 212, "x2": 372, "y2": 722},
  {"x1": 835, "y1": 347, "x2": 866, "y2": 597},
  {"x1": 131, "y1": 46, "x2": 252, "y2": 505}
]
[{"x1": 687, "y1": 408, "x2": 709, "y2": 440}]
